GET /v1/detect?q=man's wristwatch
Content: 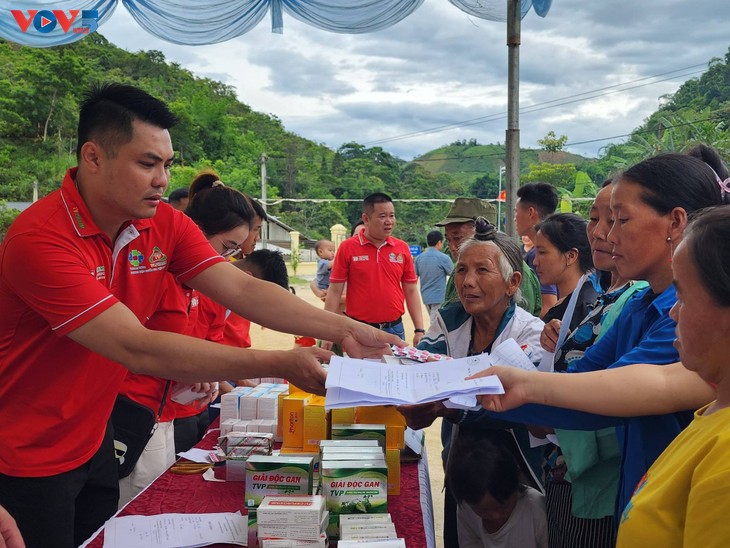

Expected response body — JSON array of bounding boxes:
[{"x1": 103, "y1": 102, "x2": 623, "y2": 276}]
[{"x1": 414, "y1": 328, "x2": 426, "y2": 333}]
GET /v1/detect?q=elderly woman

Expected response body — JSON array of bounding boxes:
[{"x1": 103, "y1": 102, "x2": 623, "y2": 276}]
[
  {"x1": 471, "y1": 152, "x2": 725, "y2": 524},
  {"x1": 475, "y1": 205, "x2": 730, "y2": 546},
  {"x1": 398, "y1": 218, "x2": 545, "y2": 548}
]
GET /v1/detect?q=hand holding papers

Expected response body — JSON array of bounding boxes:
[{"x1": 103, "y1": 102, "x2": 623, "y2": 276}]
[{"x1": 325, "y1": 339, "x2": 535, "y2": 410}]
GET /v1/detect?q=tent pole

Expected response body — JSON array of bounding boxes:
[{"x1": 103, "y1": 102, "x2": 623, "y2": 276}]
[{"x1": 505, "y1": 0, "x2": 521, "y2": 237}]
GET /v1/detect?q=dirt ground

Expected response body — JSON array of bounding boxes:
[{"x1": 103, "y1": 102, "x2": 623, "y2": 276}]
[{"x1": 249, "y1": 262, "x2": 446, "y2": 547}]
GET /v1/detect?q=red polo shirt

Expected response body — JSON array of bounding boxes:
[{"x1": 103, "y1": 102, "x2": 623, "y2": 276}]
[
  {"x1": 223, "y1": 312, "x2": 252, "y2": 349},
  {"x1": 330, "y1": 233, "x2": 417, "y2": 323},
  {"x1": 170, "y1": 291, "x2": 227, "y2": 419},
  {"x1": 118, "y1": 276, "x2": 193, "y2": 423},
  {"x1": 0, "y1": 168, "x2": 225, "y2": 477}
]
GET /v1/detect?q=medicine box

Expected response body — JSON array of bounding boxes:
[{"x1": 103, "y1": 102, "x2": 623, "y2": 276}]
[
  {"x1": 331, "y1": 424, "x2": 386, "y2": 448},
  {"x1": 245, "y1": 455, "x2": 314, "y2": 508}
]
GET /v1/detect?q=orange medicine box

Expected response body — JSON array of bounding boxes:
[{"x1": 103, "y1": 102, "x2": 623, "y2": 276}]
[
  {"x1": 303, "y1": 396, "x2": 328, "y2": 453},
  {"x1": 283, "y1": 393, "x2": 313, "y2": 450}
]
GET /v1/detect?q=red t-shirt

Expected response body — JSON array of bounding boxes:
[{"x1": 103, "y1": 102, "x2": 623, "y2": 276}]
[
  {"x1": 330, "y1": 233, "x2": 417, "y2": 323},
  {"x1": 170, "y1": 291, "x2": 227, "y2": 419},
  {"x1": 223, "y1": 311, "x2": 252, "y2": 349},
  {"x1": 0, "y1": 168, "x2": 225, "y2": 476},
  {"x1": 118, "y1": 276, "x2": 193, "y2": 423}
]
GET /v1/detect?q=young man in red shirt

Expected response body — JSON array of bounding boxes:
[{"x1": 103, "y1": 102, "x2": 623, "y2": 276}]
[
  {"x1": 0, "y1": 83, "x2": 399, "y2": 548},
  {"x1": 324, "y1": 192, "x2": 425, "y2": 347}
]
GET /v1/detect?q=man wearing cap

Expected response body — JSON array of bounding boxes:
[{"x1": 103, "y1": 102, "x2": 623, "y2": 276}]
[
  {"x1": 436, "y1": 198, "x2": 541, "y2": 316},
  {"x1": 323, "y1": 192, "x2": 426, "y2": 346}
]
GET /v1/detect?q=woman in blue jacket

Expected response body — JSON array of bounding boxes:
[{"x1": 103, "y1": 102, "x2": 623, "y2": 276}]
[{"x1": 474, "y1": 152, "x2": 725, "y2": 519}]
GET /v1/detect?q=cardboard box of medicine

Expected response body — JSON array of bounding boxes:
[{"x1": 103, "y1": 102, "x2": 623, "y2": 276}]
[
  {"x1": 278, "y1": 450, "x2": 320, "y2": 481},
  {"x1": 321, "y1": 447, "x2": 384, "y2": 457},
  {"x1": 259, "y1": 535, "x2": 326, "y2": 547},
  {"x1": 321, "y1": 450, "x2": 399, "y2": 496},
  {"x1": 385, "y1": 448, "x2": 400, "y2": 496},
  {"x1": 276, "y1": 390, "x2": 289, "y2": 441},
  {"x1": 321, "y1": 459, "x2": 388, "y2": 530},
  {"x1": 245, "y1": 455, "x2": 314, "y2": 508},
  {"x1": 258, "y1": 511, "x2": 328, "y2": 542},
  {"x1": 339, "y1": 513, "x2": 392, "y2": 526},
  {"x1": 385, "y1": 425, "x2": 405, "y2": 450},
  {"x1": 256, "y1": 494, "x2": 325, "y2": 525},
  {"x1": 331, "y1": 407, "x2": 355, "y2": 425},
  {"x1": 319, "y1": 439, "x2": 379, "y2": 461},
  {"x1": 340, "y1": 522, "x2": 397, "y2": 539},
  {"x1": 331, "y1": 424, "x2": 386, "y2": 448},
  {"x1": 303, "y1": 396, "x2": 327, "y2": 452},
  {"x1": 283, "y1": 393, "x2": 313, "y2": 450},
  {"x1": 355, "y1": 405, "x2": 406, "y2": 427}
]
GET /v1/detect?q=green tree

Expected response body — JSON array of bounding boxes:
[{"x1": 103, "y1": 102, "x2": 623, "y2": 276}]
[{"x1": 523, "y1": 163, "x2": 578, "y2": 191}]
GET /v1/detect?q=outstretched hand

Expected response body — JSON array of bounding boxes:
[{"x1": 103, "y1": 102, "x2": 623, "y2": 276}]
[
  {"x1": 340, "y1": 322, "x2": 406, "y2": 359},
  {"x1": 396, "y1": 401, "x2": 445, "y2": 431},
  {"x1": 284, "y1": 346, "x2": 332, "y2": 396},
  {"x1": 469, "y1": 365, "x2": 534, "y2": 413}
]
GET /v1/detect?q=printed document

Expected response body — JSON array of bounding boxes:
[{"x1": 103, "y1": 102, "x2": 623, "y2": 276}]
[
  {"x1": 326, "y1": 339, "x2": 539, "y2": 409},
  {"x1": 103, "y1": 512, "x2": 247, "y2": 548}
]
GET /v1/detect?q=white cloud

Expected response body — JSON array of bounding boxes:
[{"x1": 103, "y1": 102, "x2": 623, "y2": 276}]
[{"x1": 99, "y1": 0, "x2": 730, "y2": 160}]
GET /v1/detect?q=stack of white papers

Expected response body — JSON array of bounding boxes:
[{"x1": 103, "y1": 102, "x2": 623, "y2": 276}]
[
  {"x1": 102, "y1": 512, "x2": 247, "y2": 548},
  {"x1": 325, "y1": 339, "x2": 536, "y2": 410}
]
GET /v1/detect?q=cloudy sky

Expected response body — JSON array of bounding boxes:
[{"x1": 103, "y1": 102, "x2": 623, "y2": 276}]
[{"x1": 99, "y1": 0, "x2": 729, "y2": 161}]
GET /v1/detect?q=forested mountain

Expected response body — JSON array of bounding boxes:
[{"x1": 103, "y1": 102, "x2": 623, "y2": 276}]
[{"x1": 1, "y1": 35, "x2": 729, "y2": 243}]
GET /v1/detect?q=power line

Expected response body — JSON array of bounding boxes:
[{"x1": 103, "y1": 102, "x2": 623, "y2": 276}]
[
  {"x1": 409, "y1": 114, "x2": 725, "y2": 162},
  {"x1": 361, "y1": 63, "x2": 709, "y2": 147}
]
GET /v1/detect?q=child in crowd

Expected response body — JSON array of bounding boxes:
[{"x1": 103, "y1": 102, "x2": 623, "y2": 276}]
[
  {"x1": 447, "y1": 434, "x2": 548, "y2": 548},
  {"x1": 311, "y1": 239, "x2": 335, "y2": 298}
]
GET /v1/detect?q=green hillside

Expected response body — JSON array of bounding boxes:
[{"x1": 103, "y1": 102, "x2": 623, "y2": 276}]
[{"x1": 2, "y1": 36, "x2": 729, "y2": 242}]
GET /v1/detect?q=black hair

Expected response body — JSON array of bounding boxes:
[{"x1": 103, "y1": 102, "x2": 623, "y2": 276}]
[
  {"x1": 362, "y1": 192, "x2": 393, "y2": 215},
  {"x1": 685, "y1": 144, "x2": 730, "y2": 205},
  {"x1": 77, "y1": 83, "x2": 178, "y2": 160},
  {"x1": 350, "y1": 219, "x2": 364, "y2": 237},
  {"x1": 535, "y1": 213, "x2": 594, "y2": 274},
  {"x1": 447, "y1": 434, "x2": 524, "y2": 506},
  {"x1": 516, "y1": 182, "x2": 559, "y2": 219},
  {"x1": 234, "y1": 249, "x2": 289, "y2": 290},
  {"x1": 426, "y1": 230, "x2": 443, "y2": 247},
  {"x1": 168, "y1": 188, "x2": 189, "y2": 204},
  {"x1": 620, "y1": 153, "x2": 723, "y2": 215},
  {"x1": 185, "y1": 171, "x2": 255, "y2": 236},
  {"x1": 246, "y1": 195, "x2": 268, "y2": 221},
  {"x1": 683, "y1": 206, "x2": 730, "y2": 307}
]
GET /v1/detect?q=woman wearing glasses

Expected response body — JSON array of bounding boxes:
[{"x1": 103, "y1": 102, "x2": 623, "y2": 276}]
[
  {"x1": 117, "y1": 170, "x2": 256, "y2": 506},
  {"x1": 170, "y1": 171, "x2": 257, "y2": 454}
]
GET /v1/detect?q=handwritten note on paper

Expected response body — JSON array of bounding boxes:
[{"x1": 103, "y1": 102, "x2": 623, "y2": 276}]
[{"x1": 103, "y1": 512, "x2": 247, "y2": 548}]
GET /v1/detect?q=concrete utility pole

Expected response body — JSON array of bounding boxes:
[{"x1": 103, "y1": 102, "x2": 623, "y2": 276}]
[
  {"x1": 505, "y1": 0, "x2": 521, "y2": 237},
  {"x1": 260, "y1": 153, "x2": 268, "y2": 249}
]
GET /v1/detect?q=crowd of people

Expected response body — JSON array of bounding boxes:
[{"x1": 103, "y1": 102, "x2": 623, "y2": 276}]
[{"x1": 1, "y1": 82, "x2": 729, "y2": 548}]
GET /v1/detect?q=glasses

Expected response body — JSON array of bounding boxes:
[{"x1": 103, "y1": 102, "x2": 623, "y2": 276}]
[{"x1": 216, "y1": 236, "x2": 241, "y2": 258}]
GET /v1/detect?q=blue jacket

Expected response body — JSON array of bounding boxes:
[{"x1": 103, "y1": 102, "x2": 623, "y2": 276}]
[{"x1": 492, "y1": 284, "x2": 693, "y2": 517}]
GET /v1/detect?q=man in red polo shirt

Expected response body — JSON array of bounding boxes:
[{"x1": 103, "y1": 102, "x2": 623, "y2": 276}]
[
  {"x1": 0, "y1": 83, "x2": 399, "y2": 548},
  {"x1": 324, "y1": 192, "x2": 425, "y2": 346}
]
